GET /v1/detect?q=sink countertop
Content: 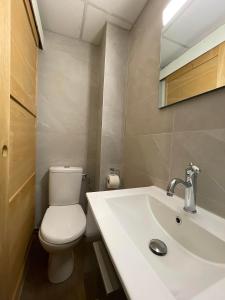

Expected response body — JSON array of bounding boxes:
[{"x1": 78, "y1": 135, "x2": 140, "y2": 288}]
[{"x1": 87, "y1": 186, "x2": 225, "y2": 300}]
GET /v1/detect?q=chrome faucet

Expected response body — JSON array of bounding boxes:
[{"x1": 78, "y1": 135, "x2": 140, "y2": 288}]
[{"x1": 167, "y1": 163, "x2": 201, "y2": 214}]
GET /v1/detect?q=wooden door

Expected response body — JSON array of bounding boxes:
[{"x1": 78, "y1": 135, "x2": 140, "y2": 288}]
[
  {"x1": 0, "y1": 0, "x2": 10, "y2": 298},
  {"x1": 9, "y1": 0, "x2": 38, "y2": 298},
  {"x1": 0, "y1": 0, "x2": 39, "y2": 298}
]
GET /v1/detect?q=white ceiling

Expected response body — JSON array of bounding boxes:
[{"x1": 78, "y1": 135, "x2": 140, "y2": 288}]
[
  {"x1": 37, "y1": 0, "x2": 148, "y2": 45},
  {"x1": 161, "y1": 0, "x2": 225, "y2": 68}
]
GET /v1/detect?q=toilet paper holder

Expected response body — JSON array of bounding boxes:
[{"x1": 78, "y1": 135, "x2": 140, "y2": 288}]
[
  {"x1": 82, "y1": 173, "x2": 88, "y2": 181},
  {"x1": 109, "y1": 168, "x2": 120, "y2": 176},
  {"x1": 106, "y1": 168, "x2": 121, "y2": 190}
]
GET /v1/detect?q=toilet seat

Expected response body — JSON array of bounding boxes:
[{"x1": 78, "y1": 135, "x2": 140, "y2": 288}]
[{"x1": 40, "y1": 204, "x2": 86, "y2": 245}]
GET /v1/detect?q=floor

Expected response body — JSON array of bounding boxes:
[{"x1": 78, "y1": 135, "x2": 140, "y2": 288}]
[{"x1": 21, "y1": 233, "x2": 127, "y2": 300}]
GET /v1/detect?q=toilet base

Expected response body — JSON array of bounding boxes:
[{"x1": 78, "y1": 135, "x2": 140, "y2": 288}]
[{"x1": 48, "y1": 249, "x2": 74, "y2": 283}]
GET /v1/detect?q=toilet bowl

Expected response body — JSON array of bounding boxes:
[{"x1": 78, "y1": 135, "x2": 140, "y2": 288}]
[{"x1": 39, "y1": 167, "x2": 86, "y2": 283}]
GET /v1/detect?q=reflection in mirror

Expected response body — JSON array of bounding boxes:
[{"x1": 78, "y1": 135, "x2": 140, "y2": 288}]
[{"x1": 159, "y1": 0, "x2": 225, "y2": 108}]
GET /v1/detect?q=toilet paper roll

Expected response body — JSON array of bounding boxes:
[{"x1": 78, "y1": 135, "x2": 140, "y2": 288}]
[{"x1": 106, "y1": 174, "x2": 120, "y2": 189}]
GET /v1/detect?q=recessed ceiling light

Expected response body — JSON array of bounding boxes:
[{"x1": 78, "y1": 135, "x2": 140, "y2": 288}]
[{"x1": 163, "y1": 0, "x2": 189, "y2": 26}]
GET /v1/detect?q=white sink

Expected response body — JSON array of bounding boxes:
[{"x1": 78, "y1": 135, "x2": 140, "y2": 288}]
[{"x1": 87, "y1": 186, "x2": 225, "y2": 300}]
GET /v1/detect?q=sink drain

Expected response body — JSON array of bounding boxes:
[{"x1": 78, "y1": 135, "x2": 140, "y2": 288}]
[{"x1": 149, "y1": 239, "x2": 167, "y2": 256}]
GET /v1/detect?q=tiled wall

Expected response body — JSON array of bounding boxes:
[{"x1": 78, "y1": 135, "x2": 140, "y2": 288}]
[
  {"x1": 36, "y1": 31, "x2": 100, "y2": 225},
  {"x1": 96, "y1": 24, "x2": 129, "y2": 190},
  {"x1": 123, "y1": 0, "x2": 225, "y2": 218},
  {"x1": 86, "y1": 23, "x2": 129, "y2": 238},
  {"x1": 95, "y1": 28, "x2": 106, "y2": 191}
]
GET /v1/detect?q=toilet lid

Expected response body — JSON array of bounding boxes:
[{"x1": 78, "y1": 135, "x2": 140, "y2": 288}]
[{"x1": 40, "y1": 204, "x2": 86, "y2": 244}]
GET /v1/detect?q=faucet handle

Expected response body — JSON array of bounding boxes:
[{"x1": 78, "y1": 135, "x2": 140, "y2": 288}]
[{"x1": 187, "y1": 162, "x2": 201, "y2": 174}]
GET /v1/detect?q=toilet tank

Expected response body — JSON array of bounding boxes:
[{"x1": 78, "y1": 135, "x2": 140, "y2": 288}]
[{"x1": 49, "y1": 166, "x2": 83, "y2": 206}]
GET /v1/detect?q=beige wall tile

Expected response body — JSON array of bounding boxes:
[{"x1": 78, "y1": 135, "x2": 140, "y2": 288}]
[
  {"x1": 123, "y1": 133, "x2": 171, "y2": 181},
  {"x1": 124, "y1": 0, "x2": 173, "y2": 137},
  {"x1": 170, "y1": 130, "x2": 225, "y2": 218},
  {"x1": 125, "y1": 93, "x2": 174, "y2": 135},
  {"x1": 123, "y1": 167, "x2": 152, "y2": 188},
  {"x1": 138, "y1": 133, "x2": 172, "y2": 181},
  {"x1": 123, "y1": 164, "x2": 168, "y2": 190},
  {"x1": 171, "y1": 130, "x2": 225, "y2": 191},
  {"x1": 173, "y1": 87, "x2": 225, "y2": 132},
  {"x1": 96, "y1": 24, "x2": 129, "y2": 190},
  {"x1": 123, "y1": 0, "x2": 225, "y2": 218}
]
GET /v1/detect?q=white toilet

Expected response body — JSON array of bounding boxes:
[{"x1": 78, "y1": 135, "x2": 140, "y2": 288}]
[{"x1": 39, "y1": 166, "x2": 86, "y2": 283}]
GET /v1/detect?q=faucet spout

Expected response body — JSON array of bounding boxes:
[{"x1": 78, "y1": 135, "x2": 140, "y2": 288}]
[
  {"x1": 167, "y1": 178, "x2": 191, "y2": 196},
  {"x1": 166, "y1": 163, "x2": 201, "y2": 214}
]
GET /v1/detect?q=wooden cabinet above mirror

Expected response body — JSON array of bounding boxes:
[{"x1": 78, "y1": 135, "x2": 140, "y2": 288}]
[
  {"x1": 163, "y1": 41, "x2": 225, "y2": 106},
  {"x1": 159, "y1": 0, "x2": 225, "y2": 108}
]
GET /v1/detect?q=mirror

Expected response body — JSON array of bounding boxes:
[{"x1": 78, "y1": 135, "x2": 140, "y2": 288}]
[{"x1": 159, "y1": 0, "x2": 225, "y2": 108}]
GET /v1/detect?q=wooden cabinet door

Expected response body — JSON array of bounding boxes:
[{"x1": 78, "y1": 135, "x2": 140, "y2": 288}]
[{"x1": 164, "y1": 41, "x2": 225, "y2": 105}]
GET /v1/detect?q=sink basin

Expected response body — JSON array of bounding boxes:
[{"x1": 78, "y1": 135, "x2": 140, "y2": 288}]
[
  {"x1": 150, "y1": 197, "x2": 225, "y2": 264},
  {"x1": 87, "y1": 186, "x2": 225, "y2": 300}
]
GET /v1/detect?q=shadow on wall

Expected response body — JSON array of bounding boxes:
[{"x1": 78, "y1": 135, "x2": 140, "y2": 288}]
[
  {"x1": 39, "y1": 172, "x2": 49, "y2": 226},
  {"x1": 85, "y1": 43, "x2": 100, "y2": 198}
]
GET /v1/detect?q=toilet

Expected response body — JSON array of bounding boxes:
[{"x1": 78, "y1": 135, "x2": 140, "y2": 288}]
[{"x1": 39, "y1": 166, "x2": 86, "y2": 283}]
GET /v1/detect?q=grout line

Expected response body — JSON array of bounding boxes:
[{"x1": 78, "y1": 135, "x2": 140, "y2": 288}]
[
  {"x1": 168, "y1": 109, "x2": 175, "y2": 180},
  {"x1": 42, "y1": 1, "x2": 147, "y2": 45},
  {"x1": 132, "y1": 0, "x2": 150, "y2": 28},
  {"x1": 87, "y1": 2, "x2": 133, "y2": 26},
  {"x1": 120, "y1": 32, "x2": 130, "y2": 182},
  {"x1": 44, "y1": 29, "x2": 99, "y2": 47},
  {"x1": 127, "y1": 127, "x2": 225, "y2": 137},
  {"x1": 162, "y1": 36, "x2": 189, "y2": 49},
  {"x1": 80, "y1": 0, "x2": 88, "y2": 40},
  {"x1": 106, "y1": 21, "x2": 130, "y2": 33},
  {"x1": 205, "y1": 172, "x2": 225, "y2": 194}
]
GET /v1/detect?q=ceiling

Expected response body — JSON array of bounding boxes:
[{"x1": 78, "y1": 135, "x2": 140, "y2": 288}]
[
  {"x1": 160, "y1": 0, "x2": 225, "y2": 68},
  {"x1": 37, "y1": 0, "x2": 148, "y2": 45}
]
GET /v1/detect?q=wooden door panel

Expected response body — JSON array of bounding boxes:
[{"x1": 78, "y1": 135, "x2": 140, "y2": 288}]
[
  {"x1": 11, "y1": 0, "x2": 37, "y2": 115},
  {"x1": 0, "y1": 0, "x2": 10, "y2": 298},
  {"x1": 8, "y1": 176, "x2": 35, "y2": 300},
  {"x1": 9, "y1": 100, "x2": 36, "y2": 201}
]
